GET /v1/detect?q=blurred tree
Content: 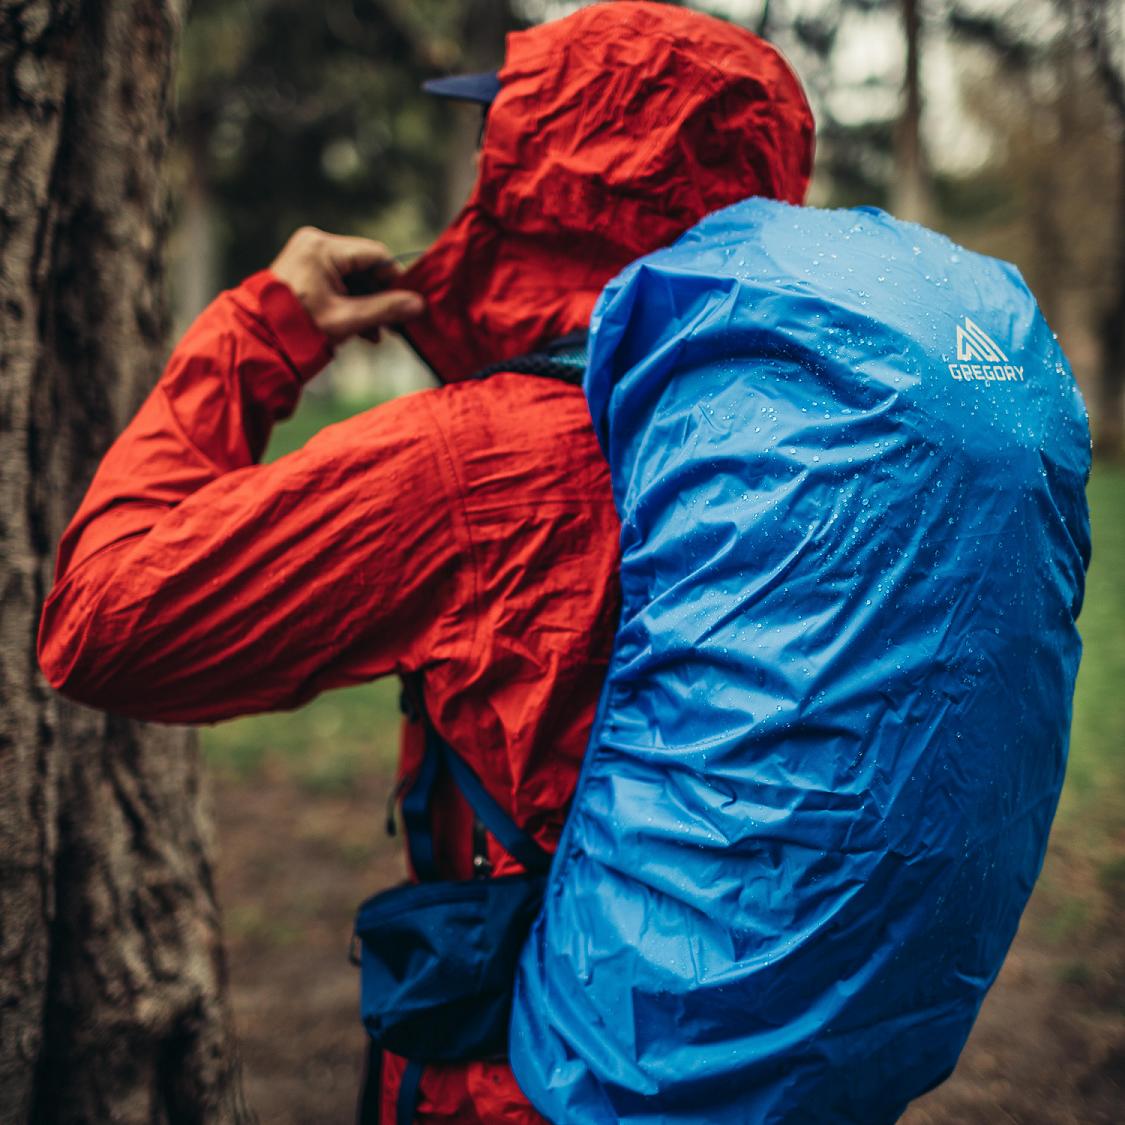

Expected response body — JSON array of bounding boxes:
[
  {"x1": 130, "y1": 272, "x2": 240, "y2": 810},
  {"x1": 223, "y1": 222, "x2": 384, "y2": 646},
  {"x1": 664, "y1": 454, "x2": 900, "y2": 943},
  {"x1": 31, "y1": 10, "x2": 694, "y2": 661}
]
[
  {"x1": 705, "y1": 0, "x2": 910, "y2": 210},
  {"x1": 0, "y1": 1, "x2": 248, "y2": 1121},
  {"x1": 892, "y1": 0, "x2": 933, "y2": 222},
  {"x1": 173, "y1": 0, "x2": 525, "y2": 325},
  {"x1": 1071, "y1": 0, "x2": 1124, "y2": 457},
  {"x1": 443, "y1": 0, "x2": 518, "y2": 220}
]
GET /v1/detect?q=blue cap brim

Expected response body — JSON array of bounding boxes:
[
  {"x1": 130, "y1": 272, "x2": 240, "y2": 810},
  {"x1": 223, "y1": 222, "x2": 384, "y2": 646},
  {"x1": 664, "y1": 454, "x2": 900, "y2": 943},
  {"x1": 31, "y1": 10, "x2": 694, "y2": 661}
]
[{"x1": 422, "y1": 70, "x2": 501, "y2": 106}]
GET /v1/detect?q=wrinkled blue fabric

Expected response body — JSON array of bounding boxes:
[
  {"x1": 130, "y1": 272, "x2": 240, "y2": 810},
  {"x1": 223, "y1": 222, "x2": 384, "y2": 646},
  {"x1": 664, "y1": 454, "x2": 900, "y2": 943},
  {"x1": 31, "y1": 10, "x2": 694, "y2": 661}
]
[{"x1": 510, "y1": 198, "x2": 1091, "y2": 1124}]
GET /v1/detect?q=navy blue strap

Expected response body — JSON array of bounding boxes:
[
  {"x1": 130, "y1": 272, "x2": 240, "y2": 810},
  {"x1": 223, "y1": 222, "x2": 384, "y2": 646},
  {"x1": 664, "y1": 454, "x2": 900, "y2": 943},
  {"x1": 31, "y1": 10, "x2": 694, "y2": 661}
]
[
  {"x1": 355, "y1": 1041, "x2": 382, "y2": 1124},
  {"x1": 437, "y1": 743, "x2": 552, "y2": 875},
  {"x1": 398, "y1": 675, "x2": 552, "y2": 877},
  {"x1": 400, "y1": 725, "x2": 441, "y2": 882},
  {"x1": 396, "y1": 1058, "x2": 424, "y2": 1125}
]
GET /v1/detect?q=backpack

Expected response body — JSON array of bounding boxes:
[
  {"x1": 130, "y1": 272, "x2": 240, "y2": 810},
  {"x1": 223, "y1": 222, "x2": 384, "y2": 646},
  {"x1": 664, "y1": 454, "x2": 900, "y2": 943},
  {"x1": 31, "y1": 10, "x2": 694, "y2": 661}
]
[{"x1": 509, "y1": 197, "x2": 1091, "y2": 1123}]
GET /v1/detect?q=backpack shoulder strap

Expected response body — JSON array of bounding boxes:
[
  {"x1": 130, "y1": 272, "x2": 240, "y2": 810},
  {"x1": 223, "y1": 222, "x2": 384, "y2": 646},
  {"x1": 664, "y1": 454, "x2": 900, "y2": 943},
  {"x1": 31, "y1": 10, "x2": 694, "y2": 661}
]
[
  {"x1": 437, "y1": 742, "x2": 551, "y2": 874},
  {"x1": 398, "y1": 675, "x2": 552, "y2": 878}
]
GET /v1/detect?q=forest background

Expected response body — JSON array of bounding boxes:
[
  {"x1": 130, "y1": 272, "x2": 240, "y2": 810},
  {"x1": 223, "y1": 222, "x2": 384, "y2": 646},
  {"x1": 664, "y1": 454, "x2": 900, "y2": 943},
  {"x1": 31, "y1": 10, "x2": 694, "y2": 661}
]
[
  {"x1": 1, "y1": 0, "x2": 1121, "y2": 1122},
  {"x1": 193, "y1": 3, "x2": 1124, "y2": 1120}
]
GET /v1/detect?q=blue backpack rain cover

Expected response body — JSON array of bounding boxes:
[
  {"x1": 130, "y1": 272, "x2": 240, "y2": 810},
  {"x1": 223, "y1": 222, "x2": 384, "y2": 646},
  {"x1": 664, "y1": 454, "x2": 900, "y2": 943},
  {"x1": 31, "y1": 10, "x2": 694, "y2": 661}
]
[{"x1": 510, "y1": 198, "x2": 1091, "y2": 1124}]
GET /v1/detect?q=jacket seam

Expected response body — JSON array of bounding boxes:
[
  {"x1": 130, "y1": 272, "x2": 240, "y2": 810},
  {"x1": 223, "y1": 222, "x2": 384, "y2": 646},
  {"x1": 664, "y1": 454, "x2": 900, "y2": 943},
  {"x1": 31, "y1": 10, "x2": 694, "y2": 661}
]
[
  {"x1": 419, "y1": 392, "x2": 483, "y2": 676},
  {"x1": 158, "y1": 383, "x2": 230, "y2": 477}
]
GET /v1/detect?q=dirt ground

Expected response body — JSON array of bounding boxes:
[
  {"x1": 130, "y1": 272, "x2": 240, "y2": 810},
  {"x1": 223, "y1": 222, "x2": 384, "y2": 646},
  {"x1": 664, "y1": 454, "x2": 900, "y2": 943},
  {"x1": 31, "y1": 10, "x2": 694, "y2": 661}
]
[{"x1": 214, "y1": 766, "x2": 1125, "y2": 1125}]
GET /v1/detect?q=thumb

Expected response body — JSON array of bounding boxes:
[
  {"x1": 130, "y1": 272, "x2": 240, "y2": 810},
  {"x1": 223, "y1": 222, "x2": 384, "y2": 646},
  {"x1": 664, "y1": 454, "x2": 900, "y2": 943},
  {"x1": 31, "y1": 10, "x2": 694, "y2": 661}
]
[{"x1": 322, "y1": 288, "x2": 425, "y2": 341}]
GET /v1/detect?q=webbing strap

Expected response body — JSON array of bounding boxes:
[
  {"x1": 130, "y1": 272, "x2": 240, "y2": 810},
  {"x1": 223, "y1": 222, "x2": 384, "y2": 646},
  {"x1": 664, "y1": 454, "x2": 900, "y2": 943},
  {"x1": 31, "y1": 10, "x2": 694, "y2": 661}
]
[
  {"x1": 400, "y1": 722, "x2": 441, "y2": 882},
  {"x1": 395, "y1": 1058, "x2": 424, "y2": 1125},
  {"x1": 437, "y1": 742, "x2": 552, "y2": 875},
  {"x1": 355, "y1": 1041, "x2": 382, "y2": 1125},
  {"x1": 398, "y1": 676, "x2": 552, "y2": 877}
]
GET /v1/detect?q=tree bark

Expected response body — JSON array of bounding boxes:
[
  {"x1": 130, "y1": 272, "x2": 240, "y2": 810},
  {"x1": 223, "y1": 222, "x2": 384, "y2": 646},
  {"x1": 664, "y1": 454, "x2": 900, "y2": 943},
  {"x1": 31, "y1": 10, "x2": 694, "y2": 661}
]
[
  {"x1": 1082, "y1": 0, "x2": 1125, "y2": 459},
  {"x1": 1094, "y1": 133, "x2": 1125, "y2": 459},
  {"x1": 893, "y1": 0, "x2": 933, "y2": 224},
  {"x1": 0, "y1": 1, "x2": 249, "y2": 1121}
]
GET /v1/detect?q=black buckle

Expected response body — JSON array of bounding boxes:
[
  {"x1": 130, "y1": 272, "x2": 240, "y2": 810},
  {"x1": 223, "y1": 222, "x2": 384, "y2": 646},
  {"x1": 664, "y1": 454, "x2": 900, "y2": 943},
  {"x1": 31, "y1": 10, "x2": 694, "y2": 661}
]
[
  {"x1": 385, "y1": 774, "x2": 410, "y2": 837},
  {"x1": 471, "y1": 816, "x2": 493, "y2": 880},
  {"x1": 398, "y1": 686, "x2": 420, "y2": 722}
]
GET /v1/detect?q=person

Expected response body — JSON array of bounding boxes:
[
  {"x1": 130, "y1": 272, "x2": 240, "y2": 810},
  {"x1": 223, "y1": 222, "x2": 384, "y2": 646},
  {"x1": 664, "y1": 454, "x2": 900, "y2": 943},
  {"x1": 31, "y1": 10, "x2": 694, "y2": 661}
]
[{"x1": 38, "y1": 3, "x2": 813, "y2": 1122}]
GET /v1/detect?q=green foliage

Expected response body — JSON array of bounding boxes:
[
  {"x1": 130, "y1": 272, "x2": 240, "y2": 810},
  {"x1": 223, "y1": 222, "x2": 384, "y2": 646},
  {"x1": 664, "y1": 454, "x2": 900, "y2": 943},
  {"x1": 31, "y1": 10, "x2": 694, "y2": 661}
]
[
  {"x1": 176, "y1": 0, "x2": 519, "y2": 286},
  {"x1": 1042, "y1": 895, "x2": 1093, "y2": 944},
  {"x1": 202, "y1": 674, "x2": 401, "y2": 783},
  {"x1": 1031, "y1": 465, "x2": 1125, "y2": 953}
]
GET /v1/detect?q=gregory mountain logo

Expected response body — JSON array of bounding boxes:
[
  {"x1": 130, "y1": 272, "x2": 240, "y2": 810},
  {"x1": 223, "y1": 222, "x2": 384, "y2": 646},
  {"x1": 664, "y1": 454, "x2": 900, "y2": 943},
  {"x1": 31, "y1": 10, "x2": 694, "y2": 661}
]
[
  {"x1": 956, "y1": 317, "x2": 1007, "y2": 363},
  {"x1": 948, "y1": 317, "x2": 1024, "y2": 383}
]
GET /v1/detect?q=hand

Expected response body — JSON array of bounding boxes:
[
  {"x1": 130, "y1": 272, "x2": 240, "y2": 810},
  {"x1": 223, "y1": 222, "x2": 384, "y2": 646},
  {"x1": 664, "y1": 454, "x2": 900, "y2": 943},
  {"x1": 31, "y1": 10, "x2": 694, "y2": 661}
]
[{"x1": 269, "y1": 227, "x2": 425, "y2": 344}]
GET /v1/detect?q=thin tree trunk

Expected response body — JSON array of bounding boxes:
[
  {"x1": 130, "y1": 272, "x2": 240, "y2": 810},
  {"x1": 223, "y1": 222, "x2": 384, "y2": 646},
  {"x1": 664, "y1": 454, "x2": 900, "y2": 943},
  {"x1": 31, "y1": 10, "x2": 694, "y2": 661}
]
[
  {"x1": 1025, "y1": 45, "x2": 1073, "y2": 329},
  {"x1": 173, "y1": 121, "x2": 220, "y2": 337},
  {"x1": 0, "y1": 1, "x2": 249, "y2": 1121},
  {"x1": 1053, "y1": 0, "x2": 1125, "y2": 456},
  {"x1": 893, "y1": 0, "x2": 932, "y2": 224},
  {"x1": 1084, "y1": 0, "x2": 1125, "y2": 459},
  {"x1": 1094, "y1": 133, "x2": 1125, "y2": 458},
  {"x1": 443, "y1": 0, "x2": 517, "y2": 222}
]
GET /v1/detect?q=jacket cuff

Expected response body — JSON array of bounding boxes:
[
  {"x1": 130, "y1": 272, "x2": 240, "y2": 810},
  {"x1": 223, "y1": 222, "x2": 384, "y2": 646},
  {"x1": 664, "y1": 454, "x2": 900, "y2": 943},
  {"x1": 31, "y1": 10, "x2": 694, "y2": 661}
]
[{"x1": 241, "y1": 269, "x2": 334, "y2": 383}]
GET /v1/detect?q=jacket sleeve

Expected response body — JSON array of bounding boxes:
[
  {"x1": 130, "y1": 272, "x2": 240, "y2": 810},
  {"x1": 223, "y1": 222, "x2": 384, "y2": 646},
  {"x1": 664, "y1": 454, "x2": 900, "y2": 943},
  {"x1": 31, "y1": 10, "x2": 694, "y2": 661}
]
[{"x1": 38, "y1": 270, "x2": 472, "y2": 724}]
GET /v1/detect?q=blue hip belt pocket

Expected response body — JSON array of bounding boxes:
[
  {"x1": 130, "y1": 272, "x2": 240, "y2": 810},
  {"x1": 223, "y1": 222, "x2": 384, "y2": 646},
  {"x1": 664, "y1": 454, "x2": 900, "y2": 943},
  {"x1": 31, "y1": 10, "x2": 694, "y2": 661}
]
[{"x1": 353, "y1": 871, "x2": 547, "y2": 1061}]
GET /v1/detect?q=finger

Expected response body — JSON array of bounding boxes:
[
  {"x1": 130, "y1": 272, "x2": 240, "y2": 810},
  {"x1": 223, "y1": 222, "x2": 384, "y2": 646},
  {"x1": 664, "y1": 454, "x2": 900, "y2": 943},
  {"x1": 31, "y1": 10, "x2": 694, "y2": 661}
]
[
  {"x1": 323, "y1": 288, "x2": 425, "y2": 340},
  {"x1": 342, "y1": 259, "x2": 405, "y2": 297},
  {"x1": 324, "y1": 235, "x2": 396, "y2": 276}
]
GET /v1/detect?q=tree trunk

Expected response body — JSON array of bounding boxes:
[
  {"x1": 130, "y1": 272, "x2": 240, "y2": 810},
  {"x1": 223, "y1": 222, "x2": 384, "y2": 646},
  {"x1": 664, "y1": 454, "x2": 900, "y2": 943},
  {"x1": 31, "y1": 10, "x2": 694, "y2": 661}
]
[
  {"x1": 1094, "y1": 132, "x2": 1125, "y2": 459},
  {"x1": 443, "y1": 0, "x2": 518, "y2": 222},
  {"x1": 892, "y1": 0, "x2": 932, "y2": 224},
  {"x1": 172, "y1": 120, "x2": 220, "y2": 337},
  {"x1": 0, "y1": 1, "x2": 249, "y2": 1121},
  {"x1": 1085, "y1": 0, "x2": 1125, "y2": 460}
]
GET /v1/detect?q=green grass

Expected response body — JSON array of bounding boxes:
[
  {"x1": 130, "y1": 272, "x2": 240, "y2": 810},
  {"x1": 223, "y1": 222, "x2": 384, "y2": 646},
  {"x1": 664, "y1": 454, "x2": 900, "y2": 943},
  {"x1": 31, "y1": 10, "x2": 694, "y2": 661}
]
[
  {"x1": 1055, "y1": 464, "x2": 1125, "y2": 836},
  {"x1": 1030, "y1": 463, "x2": 1125, "y2": 955},
  {"x1": 264, "y1": 389, "x2": 382, "y2": 461},
  {"x1": 202, "y1": 677, "x2": 402, "y2": 787}
]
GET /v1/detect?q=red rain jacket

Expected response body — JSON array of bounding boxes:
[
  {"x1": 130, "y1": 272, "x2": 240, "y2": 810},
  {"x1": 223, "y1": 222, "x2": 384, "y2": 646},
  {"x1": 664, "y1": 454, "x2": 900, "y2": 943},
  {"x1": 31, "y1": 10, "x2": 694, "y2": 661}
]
[{"x1": 39, "y1": 4, "x2": 812, "y2": 1120}]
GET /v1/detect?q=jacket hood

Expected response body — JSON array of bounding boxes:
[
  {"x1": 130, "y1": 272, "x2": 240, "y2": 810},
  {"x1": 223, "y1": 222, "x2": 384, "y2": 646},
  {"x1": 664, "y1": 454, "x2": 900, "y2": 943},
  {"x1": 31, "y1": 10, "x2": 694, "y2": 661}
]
[{"x1": 400, "y1": 1, "x2": 814, "y2": 382}]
